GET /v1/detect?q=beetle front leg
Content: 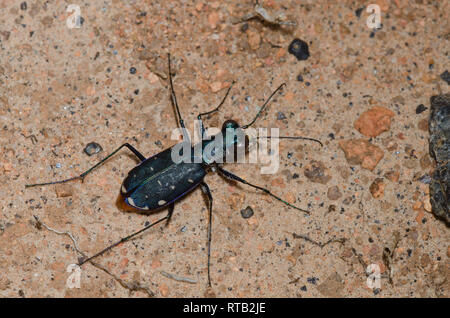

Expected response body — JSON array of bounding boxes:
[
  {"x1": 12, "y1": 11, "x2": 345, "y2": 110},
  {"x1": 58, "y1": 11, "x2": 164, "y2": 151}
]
[{"x1": 26, "y1": 143, "x2": 146, "y2": 188}]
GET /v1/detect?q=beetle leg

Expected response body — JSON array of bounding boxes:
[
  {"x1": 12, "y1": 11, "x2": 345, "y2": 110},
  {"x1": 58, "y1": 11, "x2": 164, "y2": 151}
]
[
  {"x1": 165, "y1": 202, "x2": 175, "y2": 226},
  {"x1": 78, "y1": 213, "x2": 169, "y2": 266},
  {"x1": 25, "y1": 143, "x2": 145, "y2": 188},
  {"x1": 200, "y1": 181, "x2": 213, "y2": 287},
  {"x1": 216, "y1": 165, "x2": 310, "y2": 214},
  {"x1": 197, "y1": 81, "x2": 235, "y2": 138}
]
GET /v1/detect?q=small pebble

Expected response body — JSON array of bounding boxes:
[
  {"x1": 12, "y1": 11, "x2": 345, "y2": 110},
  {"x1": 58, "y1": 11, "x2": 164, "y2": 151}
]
[
  {"x1": 415, "y1": 104, "x2": 427, "y2": 114},
  {"x1": 355, "y1": 7, "x2": 364, "y2": 18},
  {"x1": 276, "y1": 112, "x2": 286, "y2": 120},
  {"x1": 20, "y1": 2, "x2": 27, "y2": 10},
  {"x1": 369, "y1": 178, "x2": 385, "y2": 199},
  {"x1": 130, "y1": 67, "x2": 137, "y2": 74},
  {"x1": 354, "y1": 106, "x2": 395, "y2": 137},
  {"x1": 423, "y1": 197, "x2": 432, "y2": 212},
  {"x1": 327, "y1": 186, "x2": 342, "y2": 200},
  {"x1": 240, "y1": 206, "x2": 254, "y2": 219},
  {"x1": 384, "y1": 170, "x2": 400, "y2": 182},
  {"x1": 440, "y1": 70, "x2": 450, "y2": 85},
  {"x1": 288, "y1": 38, "x2": 310, "y2": 61},
  {"x1": 297, "y1": 74, "x2": 304, "y2": 82},
  {"x1": 339, "y1": 139, "x2": 384, "y2": 171},
  {"x1": 84, "y1": 142, "x2": 103, "y2": 156},
  {"x1": 304, "y1": 160, "x2": 331, "y2": 184}
]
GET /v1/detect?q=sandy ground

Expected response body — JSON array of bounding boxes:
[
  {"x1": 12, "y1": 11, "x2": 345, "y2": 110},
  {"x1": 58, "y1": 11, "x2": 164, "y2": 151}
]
[{"x1": 0, "y1": 0, "x2": 449, "y2": 297}]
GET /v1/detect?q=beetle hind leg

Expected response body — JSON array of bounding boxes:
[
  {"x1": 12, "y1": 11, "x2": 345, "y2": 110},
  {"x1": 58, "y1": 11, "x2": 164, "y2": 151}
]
[
  {"x1": 165, "y1": 203, "x2": 175, "y2": 226},
  {"x1": 200, "y1": 181, "x2": 214, "y2": 287}
]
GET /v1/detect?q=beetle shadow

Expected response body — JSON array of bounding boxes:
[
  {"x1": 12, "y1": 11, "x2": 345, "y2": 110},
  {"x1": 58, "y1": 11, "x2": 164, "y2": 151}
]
[
  {"x1": 115, "y1": 193, "x2": 157, "y2": 216},
  {"x1": 115, "y1": 192, "x2": 175, "y2": 217}
]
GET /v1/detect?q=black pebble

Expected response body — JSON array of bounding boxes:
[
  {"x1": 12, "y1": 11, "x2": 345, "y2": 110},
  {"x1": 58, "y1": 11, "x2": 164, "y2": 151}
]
[
  {"x1": 288, "y1": 39, "x2": 310, "y2": 61},
  {"x1": 276, "y1": 111, "x2": 286, "y2": 120},
  {"x1": 297, "y1": 74, "x2": 304, "y2": 82},
  {"x1": 240, "y1": 206, "x2": 254, "y2": 219},
  {"x1": 20, "y1": 2, "x2": 27, "y2": 10},
  {"x1": 355, "y1": 7, "x2": 364, "y2": 18},
  {"x1": 415, "y1": 104, "x2": 427, "y2": 114},
  {"x1": 130, "y1": 67, "x2": 137, "y2": 74},
  {"x1": 84, "y1": 142, "x2": 103, "y2": 156},
  {"x1": 440, "y1": 70, "x2": 450, "y2": 85}
]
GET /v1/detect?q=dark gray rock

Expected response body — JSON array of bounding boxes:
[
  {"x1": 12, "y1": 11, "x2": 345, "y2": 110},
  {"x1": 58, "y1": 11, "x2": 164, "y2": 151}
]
[{"x1": 428, "y1": 93, "x2": 450, "y2": 226}]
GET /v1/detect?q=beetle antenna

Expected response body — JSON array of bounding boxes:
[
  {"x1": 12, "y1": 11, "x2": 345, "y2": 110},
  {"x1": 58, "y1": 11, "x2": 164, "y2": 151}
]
[
  {"x1": 241, "y1": 83, "x2": 286, "y2": 129},
  {"x1": 255, "y1": 136, "x2": 323, "y2": 147}
]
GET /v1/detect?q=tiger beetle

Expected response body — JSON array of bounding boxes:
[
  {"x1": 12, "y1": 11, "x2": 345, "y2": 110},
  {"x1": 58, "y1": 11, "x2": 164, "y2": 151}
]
[{"x1": 26, "y1": 54, "x2": 322, "y2": 287}]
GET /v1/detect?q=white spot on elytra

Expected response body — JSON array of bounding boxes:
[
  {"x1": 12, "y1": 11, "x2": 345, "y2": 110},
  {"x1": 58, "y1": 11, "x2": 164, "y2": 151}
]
[
  {"x1": 128, "y1": 197, "x2": 135, "y2": 206},
  {"x1": 188, "y1": 179, "x2": 194, "y2": 183},
  {"x1": 170, "y1": 185, "x2": 175, "y2": 190},
  {"x1": 121, "y1": 184, "x2": 127, "y2": 193},
  {"x1": 158, "y1": 180, "x2": 162, "y2": 186},
  {"x1": 158, "y1": 200, "x2": 166, "y2": 206}
]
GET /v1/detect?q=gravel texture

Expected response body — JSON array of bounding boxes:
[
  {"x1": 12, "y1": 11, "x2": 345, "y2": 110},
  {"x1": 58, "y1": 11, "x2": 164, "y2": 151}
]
[{"x1": 0, "y1": 0, "x2": 448, "y2": 297}]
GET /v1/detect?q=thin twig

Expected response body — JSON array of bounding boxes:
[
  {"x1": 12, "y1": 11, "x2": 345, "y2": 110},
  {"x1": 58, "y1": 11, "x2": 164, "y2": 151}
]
[
  {"x1": 33, "y1": 215, "x2": 154, "y2": 297},
  {"x1": 292, "y1": 233, "x2": 346, "y2": 248},
  {"x1": 161, "y1": 271, "x2": 197, "y2": 284},
  {"x1": 232, "y1": 3, "x2": 296, "y2": 26},
  {"x1": 293, "y1": 232, "x2": 391, "y2": 280},
  {"x1": 382, "y1": 231, "x2": 401, "y2": 285}
]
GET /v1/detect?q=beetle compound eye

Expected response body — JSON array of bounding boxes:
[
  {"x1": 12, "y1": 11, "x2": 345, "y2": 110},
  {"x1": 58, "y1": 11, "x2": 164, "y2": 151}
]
[{"x1": 222, "y1": 119, "x2": 239, "y2": 132}]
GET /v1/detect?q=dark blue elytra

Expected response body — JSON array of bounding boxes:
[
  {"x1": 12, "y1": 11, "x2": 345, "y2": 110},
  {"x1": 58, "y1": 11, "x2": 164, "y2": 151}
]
[{"x1": 121, "y1": 146, "x2": 206, "y2": 211}]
